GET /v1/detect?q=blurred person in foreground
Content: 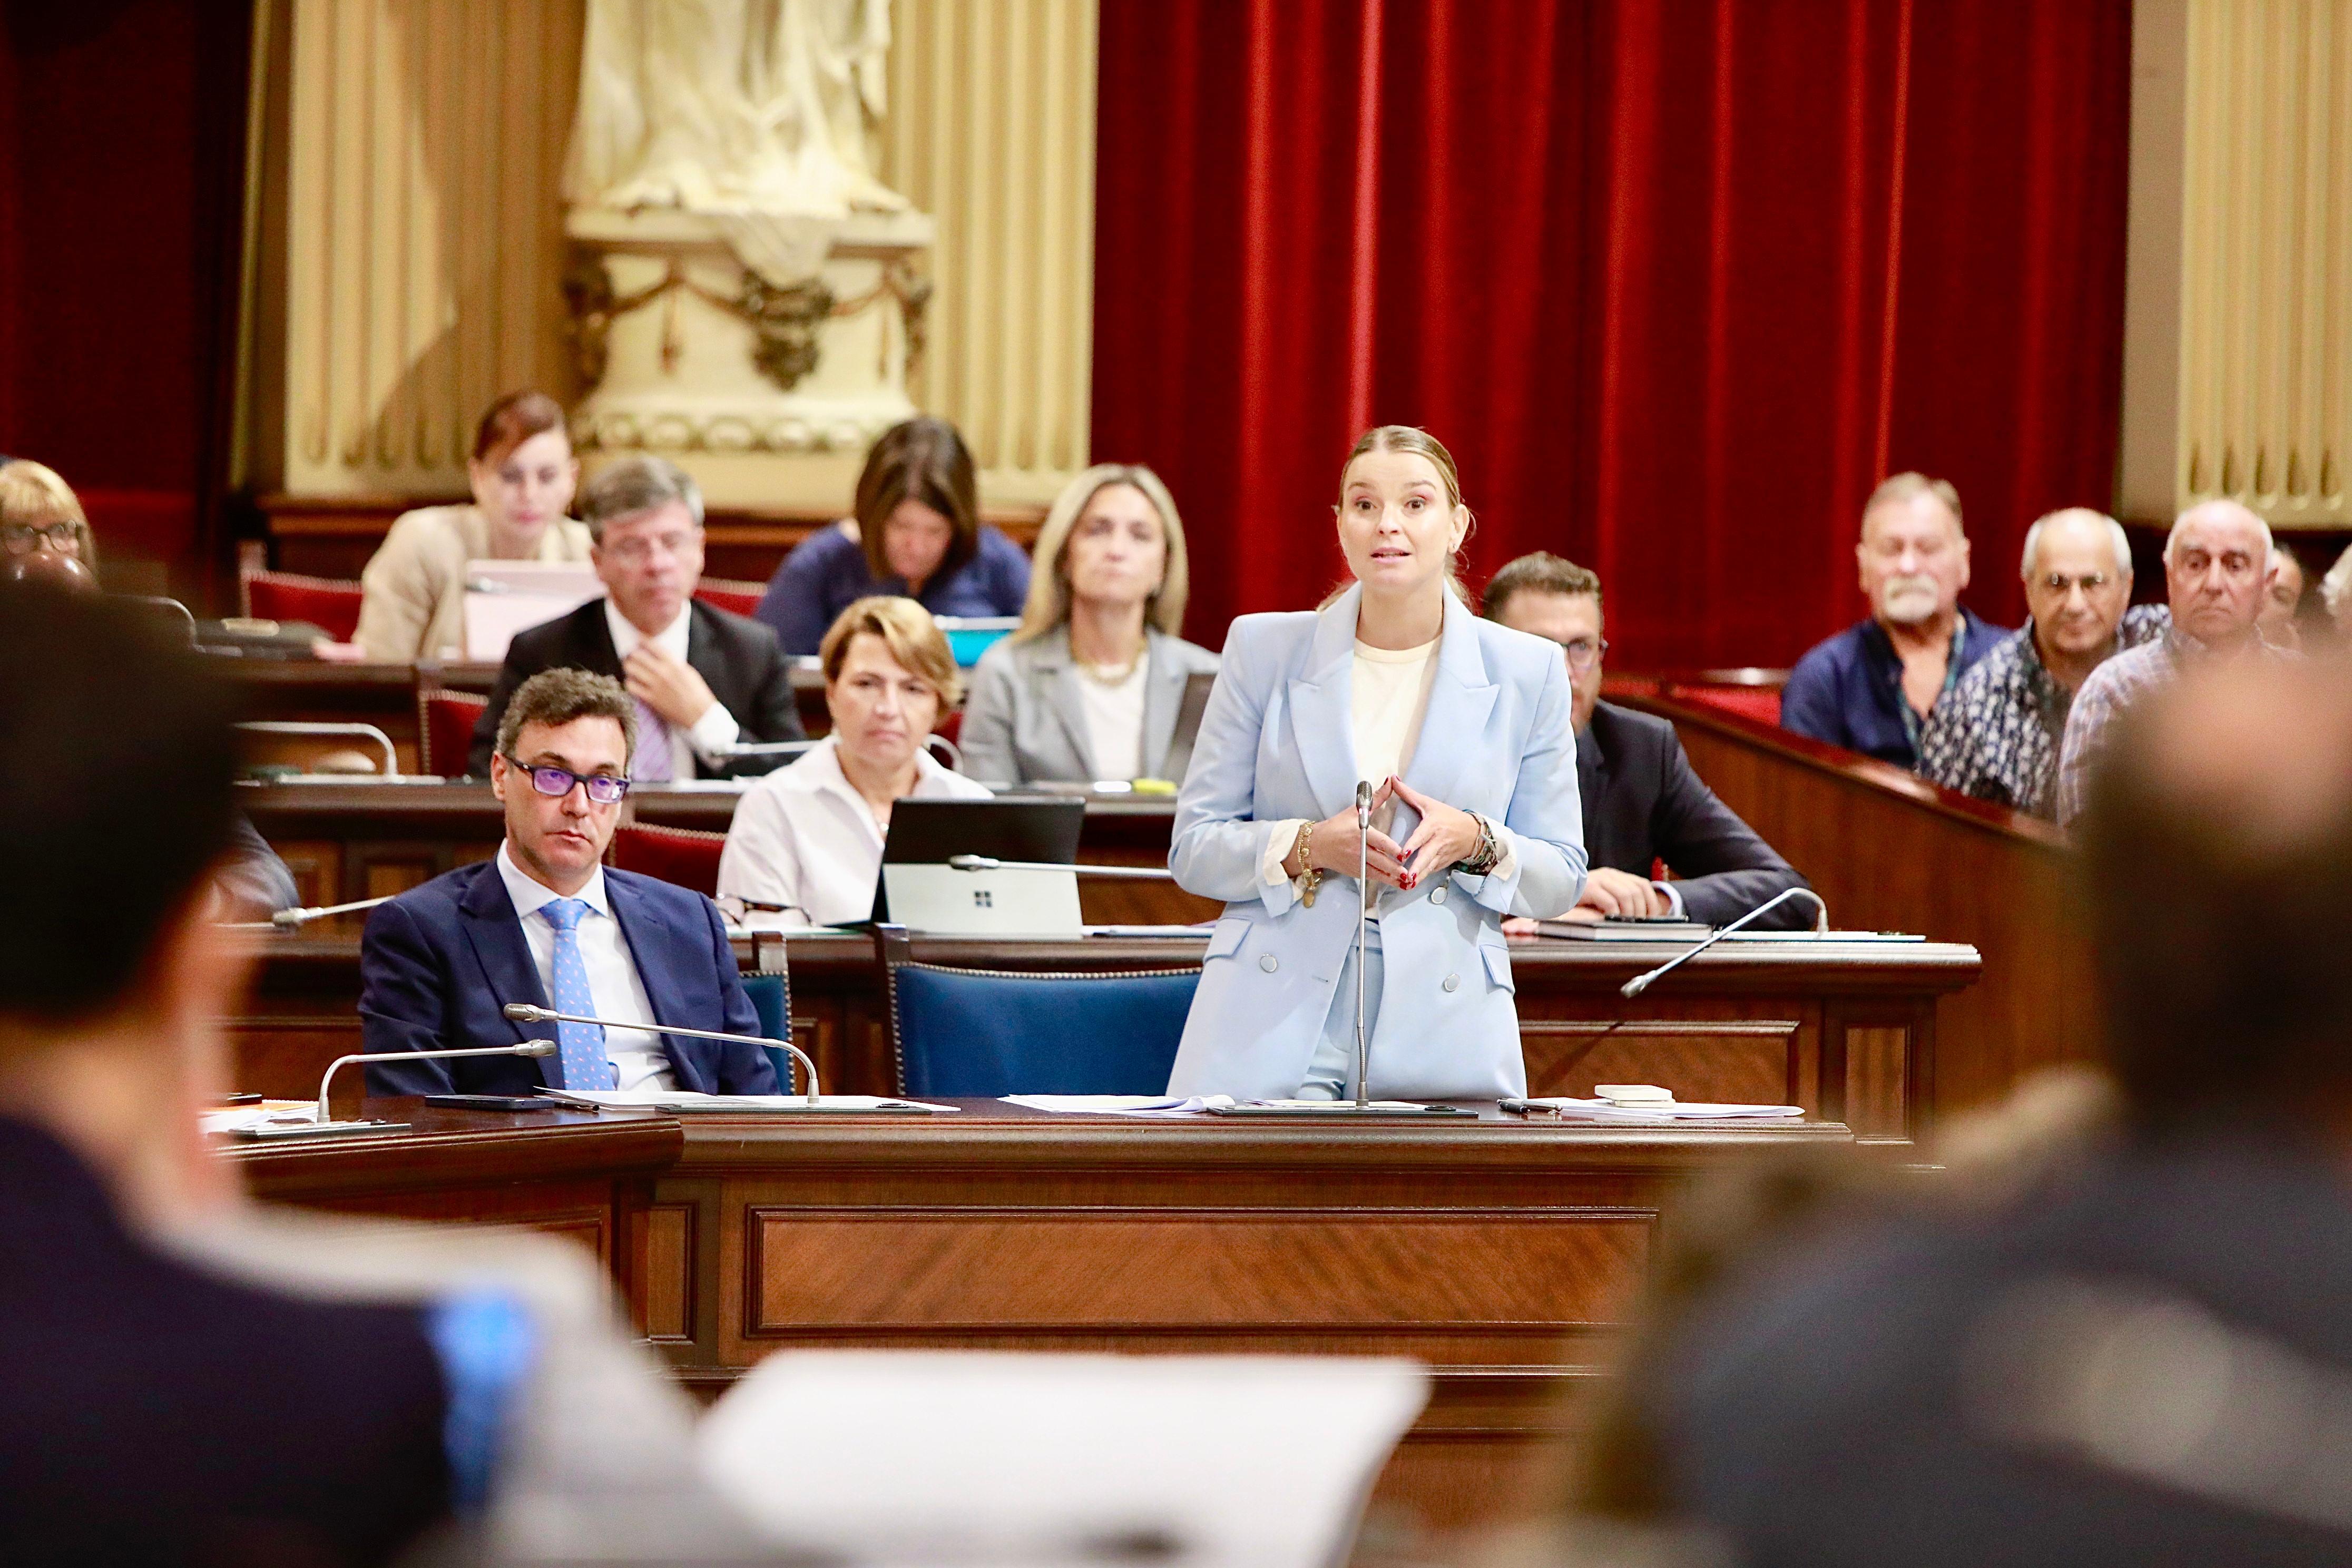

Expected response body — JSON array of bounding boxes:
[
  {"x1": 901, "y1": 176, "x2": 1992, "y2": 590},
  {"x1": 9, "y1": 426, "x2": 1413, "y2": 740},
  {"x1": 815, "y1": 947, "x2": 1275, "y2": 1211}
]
[
  {"x1": 0, "y1": 589, "x2": 742, "y2": 1565},
  {"x1": 1, "y1": 459, "x2": 296, "y2": 917},
  {"x1": 2055, "y1": 499, "x2": 2287, "y2": 826},
  {"x1": 958, "y1": 463, "x2": 1221, "y2": 785},
  {"x1": 469, "y1": 454, "x2": 805, "y2": 779},
  {"x1": 1482, "y1": 552, "x2": 1809, "y2": 930},
  {"x1": 1560, "y1": 655, "x2": 2352, "y2": 1568},
  {"x1": 1781, "y1": 472, "x2": 2008, "y2": 769},
  {"x1": 1919, "y1": 508, "x2": 2167, "y2": 819}
]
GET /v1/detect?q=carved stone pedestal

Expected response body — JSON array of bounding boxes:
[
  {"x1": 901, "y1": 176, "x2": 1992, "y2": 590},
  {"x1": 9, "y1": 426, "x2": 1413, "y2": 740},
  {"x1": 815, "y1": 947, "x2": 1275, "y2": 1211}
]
[{"x1": 565, "y1": 208, "x2": 935, "y2": 512}]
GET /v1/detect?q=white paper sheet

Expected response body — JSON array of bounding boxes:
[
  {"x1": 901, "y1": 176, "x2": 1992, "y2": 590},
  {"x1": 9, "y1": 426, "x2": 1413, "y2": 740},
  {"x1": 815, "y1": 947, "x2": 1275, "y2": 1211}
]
[
  {"x1": 1511, "y1": 1096, "x2": 1805, "y2": 1119},
  {"x1": 699, "y1": 1351, "x2": 1428, "y2": 1568},
  {"x1": 999, "y1": 1094, "x2": 1238, "y2": 1116}
]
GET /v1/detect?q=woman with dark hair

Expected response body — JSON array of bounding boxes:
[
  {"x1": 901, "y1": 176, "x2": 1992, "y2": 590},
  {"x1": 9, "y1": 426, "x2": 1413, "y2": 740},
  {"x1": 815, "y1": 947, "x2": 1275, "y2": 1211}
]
[
  {"x1": 753, "y1": 416, "x2": 1031, "y2": 655},
  {"x1": 353, "y1": 390, "x2": 592, "y2": 661}
]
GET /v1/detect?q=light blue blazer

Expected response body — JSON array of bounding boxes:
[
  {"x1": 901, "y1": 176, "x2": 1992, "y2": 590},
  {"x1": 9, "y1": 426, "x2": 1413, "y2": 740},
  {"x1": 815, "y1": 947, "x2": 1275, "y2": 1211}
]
[{"x1": 1165, "y1": 585, "x2": 1587, "y2": 1099}]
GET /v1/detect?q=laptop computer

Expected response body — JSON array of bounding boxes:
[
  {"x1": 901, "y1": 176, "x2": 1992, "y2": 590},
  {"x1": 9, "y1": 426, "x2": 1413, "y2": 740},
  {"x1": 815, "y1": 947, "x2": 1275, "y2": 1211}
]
[{"x1": 874, "y1": 798, "x2": 1086, "y2": 936}]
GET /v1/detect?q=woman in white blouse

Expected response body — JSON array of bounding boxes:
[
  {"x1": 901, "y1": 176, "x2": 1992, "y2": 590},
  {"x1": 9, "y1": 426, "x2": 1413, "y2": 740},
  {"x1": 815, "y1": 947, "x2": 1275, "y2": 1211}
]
[
  {"x1": 1164, "y1": 426, "x2": 1586, "y2": 1102},
  {"x1": 717, "y1": 596, "x2": 991, "y2": 928},
  {"x1": 958, "y1": 465, "x2": 1221, "y2": 785},
  {"x1": 352, "y1": 390, "x2": 594, "y2": 662}
]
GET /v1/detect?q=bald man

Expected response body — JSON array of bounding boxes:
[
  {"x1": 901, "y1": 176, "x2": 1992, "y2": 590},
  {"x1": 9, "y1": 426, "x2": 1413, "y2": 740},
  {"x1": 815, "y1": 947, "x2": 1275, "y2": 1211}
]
[
  {"x1": 2055, "y1": 500, "x2": 2289, "y2": 826},
  {"x1": 1919, "y1": 508, "x2": 2168, "y2": 819}
]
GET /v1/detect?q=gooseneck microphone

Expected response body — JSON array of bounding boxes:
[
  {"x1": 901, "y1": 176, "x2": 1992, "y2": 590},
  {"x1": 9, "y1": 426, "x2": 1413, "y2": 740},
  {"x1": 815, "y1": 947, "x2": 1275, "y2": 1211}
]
[
  {"x1": 1354, "y1": 779, "x2": 1374, "y2": 1109},
  {"x1": 218, "y1": 894, "x2": 399, "y2": 933},
  {"x1": 1619, "y1": 887, "x2": 1830, "y2": 998},
  {"x1": 501, "y1": 1003, "x2": 822, "y2": 1105},
  {"x1": 945, "y1": 854, "x2": 1175, "y2": 881}
]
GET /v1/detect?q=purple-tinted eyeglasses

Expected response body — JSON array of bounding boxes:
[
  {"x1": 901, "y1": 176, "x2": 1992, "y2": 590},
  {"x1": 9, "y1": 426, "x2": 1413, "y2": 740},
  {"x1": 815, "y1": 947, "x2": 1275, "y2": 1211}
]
[{"x1": 506, "y1": 756, "x2": 631, "y2": 805}]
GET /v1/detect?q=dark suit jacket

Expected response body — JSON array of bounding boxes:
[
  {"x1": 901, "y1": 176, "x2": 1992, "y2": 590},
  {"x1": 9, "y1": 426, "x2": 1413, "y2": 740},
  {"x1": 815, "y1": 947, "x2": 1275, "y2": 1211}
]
[
  {"x1": 1579, "y1": 701, "x2": 1810, "y2": 929},
  {"x1": 0, "y1": 1116, "x2": 449, "y2": 1564},
  {"x1": 467, "y1": 597, "x2": 806, "y2": 778},
  {"x1": 359, "y1": 859, "x2": 779, "y2": 1095}
]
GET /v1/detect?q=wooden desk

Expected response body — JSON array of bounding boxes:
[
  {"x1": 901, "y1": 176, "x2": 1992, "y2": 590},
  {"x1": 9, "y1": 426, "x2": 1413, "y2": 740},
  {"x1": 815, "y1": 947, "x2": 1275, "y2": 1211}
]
[
  {"x1": 233, "y1": 1098, "x2": 1853, "y2": 1533},
  {"x1": 226, "y1": 1102, "x2": 680, "y2": 1273},
  {"x1": 1623, "y1": 693, "x2": 2089, "y2": 1116},
  {"x1": 233, "y1": 929, "x2": 1976, "y2": 1141}
]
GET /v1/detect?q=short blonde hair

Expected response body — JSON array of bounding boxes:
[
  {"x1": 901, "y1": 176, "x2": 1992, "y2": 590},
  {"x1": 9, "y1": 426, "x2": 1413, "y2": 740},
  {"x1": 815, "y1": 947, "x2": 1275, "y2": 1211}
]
[
  {"x1": 0, "y1": 460, "x2": 96, "y2": 563},
  {"x1": 1013, "y1": 464, "x2": 1190, "y2": 643},
  {"x1": 1863, "y1": 472, "x2": 1964, "y2": 537},
  {"x1": 818, "y1": 595, "x2": 964, "y2": 708}
]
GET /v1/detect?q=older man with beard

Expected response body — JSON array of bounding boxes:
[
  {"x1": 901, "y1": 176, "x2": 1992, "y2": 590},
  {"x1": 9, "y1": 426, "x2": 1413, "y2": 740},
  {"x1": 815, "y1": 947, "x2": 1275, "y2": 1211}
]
[
  {"x1": 1919, "y1": 508, "x2": 2168, "y2": 819},
  {"x1": 1782, "y1": 473, "x2": 2011, "y2": 769},
  {"x1": 2055, "y1": 499, "x2": 2290, "y2": 827}
]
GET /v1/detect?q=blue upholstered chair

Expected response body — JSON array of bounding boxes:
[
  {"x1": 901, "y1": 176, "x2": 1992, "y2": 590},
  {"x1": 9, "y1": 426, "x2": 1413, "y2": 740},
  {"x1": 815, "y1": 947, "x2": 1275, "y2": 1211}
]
[
  {"x1": 888, "y1": 964, "x2": 1202, "y2": 1096},
  {"x1": 738, "y1": 972, "x2": 802, "y2": 1092}
]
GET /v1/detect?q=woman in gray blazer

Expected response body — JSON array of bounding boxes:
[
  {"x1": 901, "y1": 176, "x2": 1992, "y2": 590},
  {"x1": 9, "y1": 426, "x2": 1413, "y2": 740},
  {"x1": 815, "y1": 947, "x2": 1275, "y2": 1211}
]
[{"x1": 959, "y1": 464, "x2": 1221, "y2": 785}]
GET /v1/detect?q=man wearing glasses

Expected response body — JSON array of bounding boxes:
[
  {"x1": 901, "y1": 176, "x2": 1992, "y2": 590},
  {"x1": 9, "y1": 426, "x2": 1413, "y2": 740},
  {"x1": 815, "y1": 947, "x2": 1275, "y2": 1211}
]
[
  {"x1": 1483, "y1": 553, "x2": 1810, "y2": 930},
  {"x1": 364, "y1": 667, "x2": 779, "y2": 1096},
  {"x1": 1919, "y1": 508, "x2": 2167, "y2": 820},
  {"x1": 466, "y1": 454, "x2": 806, "y2": 779}
]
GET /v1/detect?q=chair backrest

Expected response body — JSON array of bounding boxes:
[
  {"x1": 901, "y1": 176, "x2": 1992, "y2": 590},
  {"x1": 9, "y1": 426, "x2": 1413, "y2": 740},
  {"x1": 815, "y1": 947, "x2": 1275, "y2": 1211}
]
[
  {"x1": 610, "y1": 821, "x2": 727, "y2": 897},
  {"x1": 738, "y1": 973, "x2": 801, "y2": 1092},
  {"x1": 888, "y1": 964, "x2": 1201, "y2": 1096},
  {"x1": 693, "y1": 577, "x2": 767, "y2": 619},
  {"x1": 1664, "y1": 682, "x2": 1783, "y2": 729},
  {"x1": 242, "y1": 569, "x2": 367, "y2": 642},
  {"x1": 415, "y1": 683, "x2": 490, "y2": 778}
]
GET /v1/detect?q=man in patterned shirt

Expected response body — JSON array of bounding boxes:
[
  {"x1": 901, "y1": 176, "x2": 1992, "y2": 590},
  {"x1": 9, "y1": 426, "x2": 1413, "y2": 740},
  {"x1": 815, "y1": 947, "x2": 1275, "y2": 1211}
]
[
  {"x1": 1919, "y1": 508, "x2": 2165, "y2": 819},
  {"x1": 2055, "y1": 499, "x2": 2286, "y2": 827}
]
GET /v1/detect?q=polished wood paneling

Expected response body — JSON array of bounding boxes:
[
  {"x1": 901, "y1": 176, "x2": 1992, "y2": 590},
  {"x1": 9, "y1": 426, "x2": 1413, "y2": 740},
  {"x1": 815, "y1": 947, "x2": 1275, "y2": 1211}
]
[
  {"x1": 628, "y1": 1203, "x2": 698, "y2": 1345},
  {"x1": 1520, "y1": 1019, "x2": 1802, "y2": 1109},
  {"x1": 1624, "y1": 693, "x2": 2089, "y2": 1116}
]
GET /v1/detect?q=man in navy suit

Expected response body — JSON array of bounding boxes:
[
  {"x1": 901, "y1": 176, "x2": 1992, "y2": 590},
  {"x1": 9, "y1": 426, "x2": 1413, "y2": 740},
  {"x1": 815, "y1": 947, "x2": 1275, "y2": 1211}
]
[
  {"x1": 1485, "y1": 553, "x2": 1811, "y2": 930},
  {"x1": 365, "y1": 666, "x2": 778, "y2": 1096}
]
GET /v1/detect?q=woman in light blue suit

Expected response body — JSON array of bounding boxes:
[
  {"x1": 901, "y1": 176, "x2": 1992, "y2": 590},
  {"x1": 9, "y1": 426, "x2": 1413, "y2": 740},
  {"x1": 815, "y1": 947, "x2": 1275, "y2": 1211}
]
[{"x1": 1167, "y1": 427, "x2": 1586, "y2": 1101}]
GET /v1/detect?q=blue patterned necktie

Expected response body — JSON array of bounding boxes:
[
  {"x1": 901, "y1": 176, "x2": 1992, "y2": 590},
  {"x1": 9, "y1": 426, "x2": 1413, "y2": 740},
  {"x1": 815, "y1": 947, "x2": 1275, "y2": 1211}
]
[
  {"x1": 541, "y1": 898, "x2": 616, "y2": 1090},
  {"x1": 631, "y1": 699, "x2": 675, "y2": 782}
]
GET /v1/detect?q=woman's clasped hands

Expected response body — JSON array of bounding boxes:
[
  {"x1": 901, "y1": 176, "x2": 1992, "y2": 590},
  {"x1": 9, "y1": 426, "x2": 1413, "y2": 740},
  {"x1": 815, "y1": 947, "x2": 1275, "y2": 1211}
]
[{"x1": 1282, "y1": 776, "x2": 1487, "y2": 893}]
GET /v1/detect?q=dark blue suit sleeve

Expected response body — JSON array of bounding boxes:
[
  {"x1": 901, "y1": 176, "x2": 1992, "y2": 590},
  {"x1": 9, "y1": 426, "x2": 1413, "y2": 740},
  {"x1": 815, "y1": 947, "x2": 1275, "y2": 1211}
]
[
  {"x1": 981, "y1": 527, "x2": 1033, "y2": 615},
  {"x1": 359, "y1": 898, "x2": 462, "y2": 1095},
  {"x1": 755, "y1": 537, "x2": 845, "y2": 657},
  {"x1": 704, "y1": 896, "x2": 781, "y2": 1093},
  {"x1": 1650, "y1": 729, "x2": 1811, "y2": 929}
]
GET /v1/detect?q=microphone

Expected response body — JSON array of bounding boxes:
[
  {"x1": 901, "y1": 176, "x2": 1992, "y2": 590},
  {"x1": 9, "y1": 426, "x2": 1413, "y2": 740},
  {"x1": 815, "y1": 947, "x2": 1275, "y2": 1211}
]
[
  {"x1": 946, "y1": 854, "x2": 1174, "y2": 881},
  {"x1": 502, "y1": 1002, "x2": 822, "y2": 1106},
  {"x1": 1619, "y1": 887, "x2": 1830, "y2": 998},
  {"x1": 224, "y1": 1040, "x2": 562, "y2": 1139},
  {"x1": 1354, "y1": 779, "x2": 1374, "y2": 1109},
  {"x1": 234, "y1": 720, "x2": 402, "y2": 779},
  {"x1": 218, "y1": 893, "x2": 399, "y2": 933},
  {"x1": 708, "y1": 735, "x2": 963, "y2": 770}
]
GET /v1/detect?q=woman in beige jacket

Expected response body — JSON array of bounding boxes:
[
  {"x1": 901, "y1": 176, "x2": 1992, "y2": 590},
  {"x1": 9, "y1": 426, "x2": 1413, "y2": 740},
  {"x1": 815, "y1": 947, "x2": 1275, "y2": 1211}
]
[{"x1": 353, "y1": 390, "x2": 594, "y2": 661}]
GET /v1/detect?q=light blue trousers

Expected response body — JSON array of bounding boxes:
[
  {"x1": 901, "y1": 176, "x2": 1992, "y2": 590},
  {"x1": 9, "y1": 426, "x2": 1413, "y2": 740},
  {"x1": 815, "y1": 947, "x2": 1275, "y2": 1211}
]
[{"x1": 1298, "y1": 919, "x2": 1383, "y2": 1100}]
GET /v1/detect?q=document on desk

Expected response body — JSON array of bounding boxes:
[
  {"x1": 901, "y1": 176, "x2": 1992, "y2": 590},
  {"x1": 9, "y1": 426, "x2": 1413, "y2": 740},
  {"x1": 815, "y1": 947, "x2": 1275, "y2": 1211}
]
[
  {"x1": 540, "y1": 1089, "x2": 959, "y2": 1113},
  {"x1": 701, "y1": 1350, "x2": 1427, "y2": 1568},
  {"x1": 1001, "y1": 1093, "x2": 1237, "y2": 1115},
  {"x1": 1505, "y1": 1096, "x2": 1805, "y2": 1119}
]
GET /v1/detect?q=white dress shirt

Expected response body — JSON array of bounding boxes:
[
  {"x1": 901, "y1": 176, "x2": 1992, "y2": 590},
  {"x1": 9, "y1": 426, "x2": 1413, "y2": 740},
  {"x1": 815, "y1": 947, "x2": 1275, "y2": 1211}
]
[
  {"x1": 716, "y1": 736, "x2": 996, "y2": 928},
  {"x1": 1075, "y1": 650, "x2": 1150, "y2": 782},
  {"x1": 496, "y1": 843, "x2": 677, "y2": 1091},
  {"x1": 603, "y1": 600, "x2": 742, "y2": 779}
]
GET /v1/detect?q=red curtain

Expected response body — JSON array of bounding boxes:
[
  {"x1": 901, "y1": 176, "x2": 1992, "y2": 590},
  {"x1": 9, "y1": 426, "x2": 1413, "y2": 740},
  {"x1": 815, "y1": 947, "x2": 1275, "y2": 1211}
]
[{"x1": 1093, "y1": 0, "x2": 2132, "y2": 668}]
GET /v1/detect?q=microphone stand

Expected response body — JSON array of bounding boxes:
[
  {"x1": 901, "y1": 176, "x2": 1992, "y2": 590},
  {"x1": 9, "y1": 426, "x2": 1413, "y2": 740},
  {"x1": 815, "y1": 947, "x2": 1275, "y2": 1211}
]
[
  {"x1": 1619, "y1": 887, "x2": 1830, "y2": 998},
  {"x1": 1355, "y1": 778, "x2": 1372, "y2": 1110},
  {"x1": 217, "y1": 894, "x2": 398, "y2": 933},
  {"x1": 224, "y1": 1040, "x2": 560, "y2": 1140},
  {"x1": 235, "y1": 720, "x2": 403, "y2": 780},
  {"x1": 501, "y1": 1003, "x2": 848, "y2": 1110},
  {"x1": 946, "y1": 855, "x2": 1175, "y2": 881}
]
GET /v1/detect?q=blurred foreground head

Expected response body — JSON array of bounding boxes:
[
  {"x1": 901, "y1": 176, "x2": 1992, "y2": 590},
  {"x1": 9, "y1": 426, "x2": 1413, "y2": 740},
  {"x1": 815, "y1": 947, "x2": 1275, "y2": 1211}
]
[
  {"x1": 0, "y1": 588, "x2": 236, "y2": 1028},
  {"x1": 2080, "y1": 655, "x2": 2352, "y2": 1136}
]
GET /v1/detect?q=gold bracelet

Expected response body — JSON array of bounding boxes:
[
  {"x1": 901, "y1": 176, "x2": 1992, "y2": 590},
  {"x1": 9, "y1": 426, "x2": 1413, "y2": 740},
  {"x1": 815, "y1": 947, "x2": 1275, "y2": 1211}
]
[{"x1": 1296, "y1": 821, "x2": 1322, "y2": 907}]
